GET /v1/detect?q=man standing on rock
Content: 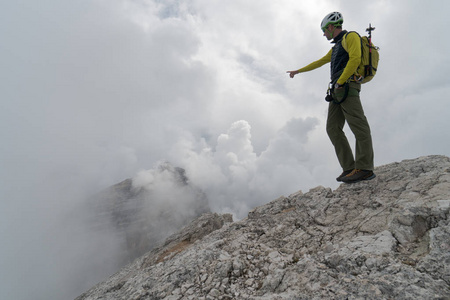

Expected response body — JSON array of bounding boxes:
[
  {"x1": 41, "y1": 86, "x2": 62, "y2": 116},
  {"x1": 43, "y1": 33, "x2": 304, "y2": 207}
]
[{"x1": 287, "y1": 12, "x2": 375, "y2": 184}]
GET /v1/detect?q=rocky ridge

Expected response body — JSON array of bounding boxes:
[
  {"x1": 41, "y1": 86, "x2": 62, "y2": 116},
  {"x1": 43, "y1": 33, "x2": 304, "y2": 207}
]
[{"x1": 77, "y1": 155, "x2": 450, "y2": 299}]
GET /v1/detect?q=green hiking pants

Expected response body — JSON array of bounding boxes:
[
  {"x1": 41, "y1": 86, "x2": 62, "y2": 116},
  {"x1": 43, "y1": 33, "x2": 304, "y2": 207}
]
[{"x1": 327, "y1": 82, "x2": 374, "y2": 171}]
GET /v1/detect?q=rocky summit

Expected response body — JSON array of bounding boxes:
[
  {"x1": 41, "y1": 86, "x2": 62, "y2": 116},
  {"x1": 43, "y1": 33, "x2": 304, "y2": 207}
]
[{"x1": 77, "y1": 155, "x2": 450, "y2": 300}]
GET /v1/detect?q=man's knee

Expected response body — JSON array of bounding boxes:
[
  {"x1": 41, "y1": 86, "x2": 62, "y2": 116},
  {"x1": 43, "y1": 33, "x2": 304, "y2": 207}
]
[{"x1": 326, "y1": 123, "x2": 344, "y2": 141}]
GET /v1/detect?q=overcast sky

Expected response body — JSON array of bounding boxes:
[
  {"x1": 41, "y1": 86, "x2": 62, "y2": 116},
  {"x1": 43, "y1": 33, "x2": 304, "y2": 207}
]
[{"x1": 1, "y1": 0, "x2": 450, "y2": 299}]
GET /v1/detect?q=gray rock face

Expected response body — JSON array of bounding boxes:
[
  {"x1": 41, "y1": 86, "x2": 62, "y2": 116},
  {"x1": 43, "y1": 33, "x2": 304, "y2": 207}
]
[
  {"x1": 77, "y1": 155, "x2": 450, "y2": 300},
  {"x1": 89, "y1": 162, "x2": 210, "y2": 265}
]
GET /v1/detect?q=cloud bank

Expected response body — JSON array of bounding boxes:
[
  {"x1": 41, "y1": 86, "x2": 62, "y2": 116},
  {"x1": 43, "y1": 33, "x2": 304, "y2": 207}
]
[{"x1": 169, "y1": 117, "x2": 319, "y2": 218}]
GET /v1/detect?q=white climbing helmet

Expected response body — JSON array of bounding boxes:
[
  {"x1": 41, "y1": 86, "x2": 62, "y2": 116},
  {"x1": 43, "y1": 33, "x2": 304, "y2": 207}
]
[{"x1": 321, "y1": 12, "x2": 344, "y2": 30}]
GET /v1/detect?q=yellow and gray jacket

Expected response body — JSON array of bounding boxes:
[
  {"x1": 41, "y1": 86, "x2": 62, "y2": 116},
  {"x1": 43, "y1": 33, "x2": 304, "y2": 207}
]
[{"x1": 297, "y1": 30, "x2": 361, "y2": 85}]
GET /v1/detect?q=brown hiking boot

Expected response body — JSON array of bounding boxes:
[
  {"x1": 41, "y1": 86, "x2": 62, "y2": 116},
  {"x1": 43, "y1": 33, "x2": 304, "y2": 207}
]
[
  {"x1": 340, "y1": 169, "x2": 376, "y2": 183},
  {"x1": 336, "y1": 170, "x2": 353, "y2": 182}
]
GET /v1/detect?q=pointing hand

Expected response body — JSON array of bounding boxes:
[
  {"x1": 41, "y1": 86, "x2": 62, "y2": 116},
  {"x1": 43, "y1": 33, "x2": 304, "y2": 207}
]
[{"x1": 286, "y1": 70, "x2": 298, "y2": 78}]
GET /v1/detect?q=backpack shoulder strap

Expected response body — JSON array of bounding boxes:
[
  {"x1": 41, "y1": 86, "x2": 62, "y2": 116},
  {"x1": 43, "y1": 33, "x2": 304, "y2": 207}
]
[
  {"x1": 342, "y1": 31, "x2": 363, "y2": 54},
  {"x1": 345, "y1": 31, "x2": 360, "y2": 37}
]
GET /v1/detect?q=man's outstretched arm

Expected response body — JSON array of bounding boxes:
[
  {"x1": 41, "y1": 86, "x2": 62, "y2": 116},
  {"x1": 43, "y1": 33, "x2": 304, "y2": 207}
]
[{"x1": 287, "y1": 49, "x2": 332, "y2": 78}]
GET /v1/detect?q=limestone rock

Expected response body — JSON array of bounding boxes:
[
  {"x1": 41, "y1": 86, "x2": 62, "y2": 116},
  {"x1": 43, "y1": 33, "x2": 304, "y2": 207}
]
[{"x1": 77, "y1": 155, "x2": 450, "y2": 300}]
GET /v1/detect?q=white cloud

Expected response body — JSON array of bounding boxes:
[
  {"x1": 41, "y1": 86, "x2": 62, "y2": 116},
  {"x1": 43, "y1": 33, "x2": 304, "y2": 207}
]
[{"x1": 169, "y1": 118, "x2": 319, "y2": 218}]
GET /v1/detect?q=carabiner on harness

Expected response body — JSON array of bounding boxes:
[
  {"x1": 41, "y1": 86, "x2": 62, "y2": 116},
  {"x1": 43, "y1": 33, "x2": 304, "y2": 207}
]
[
  {"x1": 325, "y1": 82, "x2": 334, "y2": 102},
  {"x1": 350, "y1": 74, "x2": 364, "y2": 83}
]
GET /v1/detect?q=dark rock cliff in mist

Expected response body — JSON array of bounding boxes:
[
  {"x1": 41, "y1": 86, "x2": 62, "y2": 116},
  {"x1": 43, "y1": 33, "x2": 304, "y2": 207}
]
[
  {"x1": 88, "y1": 162, "x2": 210, "y2": 266},
  {"x1": 78, "y1": 155, "x2": 450, "y2": 300}
]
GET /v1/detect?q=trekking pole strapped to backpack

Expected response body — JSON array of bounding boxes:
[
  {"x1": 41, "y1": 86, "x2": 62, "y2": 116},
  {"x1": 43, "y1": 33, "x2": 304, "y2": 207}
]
[{"x1": 365, "y1": 23, "x2": 377, "y2": 78}]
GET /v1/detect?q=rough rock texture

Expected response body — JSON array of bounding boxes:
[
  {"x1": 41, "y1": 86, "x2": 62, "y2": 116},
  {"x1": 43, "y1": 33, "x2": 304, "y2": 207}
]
[
  {"x1": 77, "y1": 155, "x2": 450, "y2": 300},
  {"x1": 89, "y1": 162, "x2": 210, "y2": 265}
]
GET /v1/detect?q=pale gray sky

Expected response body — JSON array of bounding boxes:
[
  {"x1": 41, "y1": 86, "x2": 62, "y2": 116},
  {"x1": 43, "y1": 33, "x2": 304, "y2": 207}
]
[{"x1": 1, "y1": 0, "x2": 449, "y2": 299}]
